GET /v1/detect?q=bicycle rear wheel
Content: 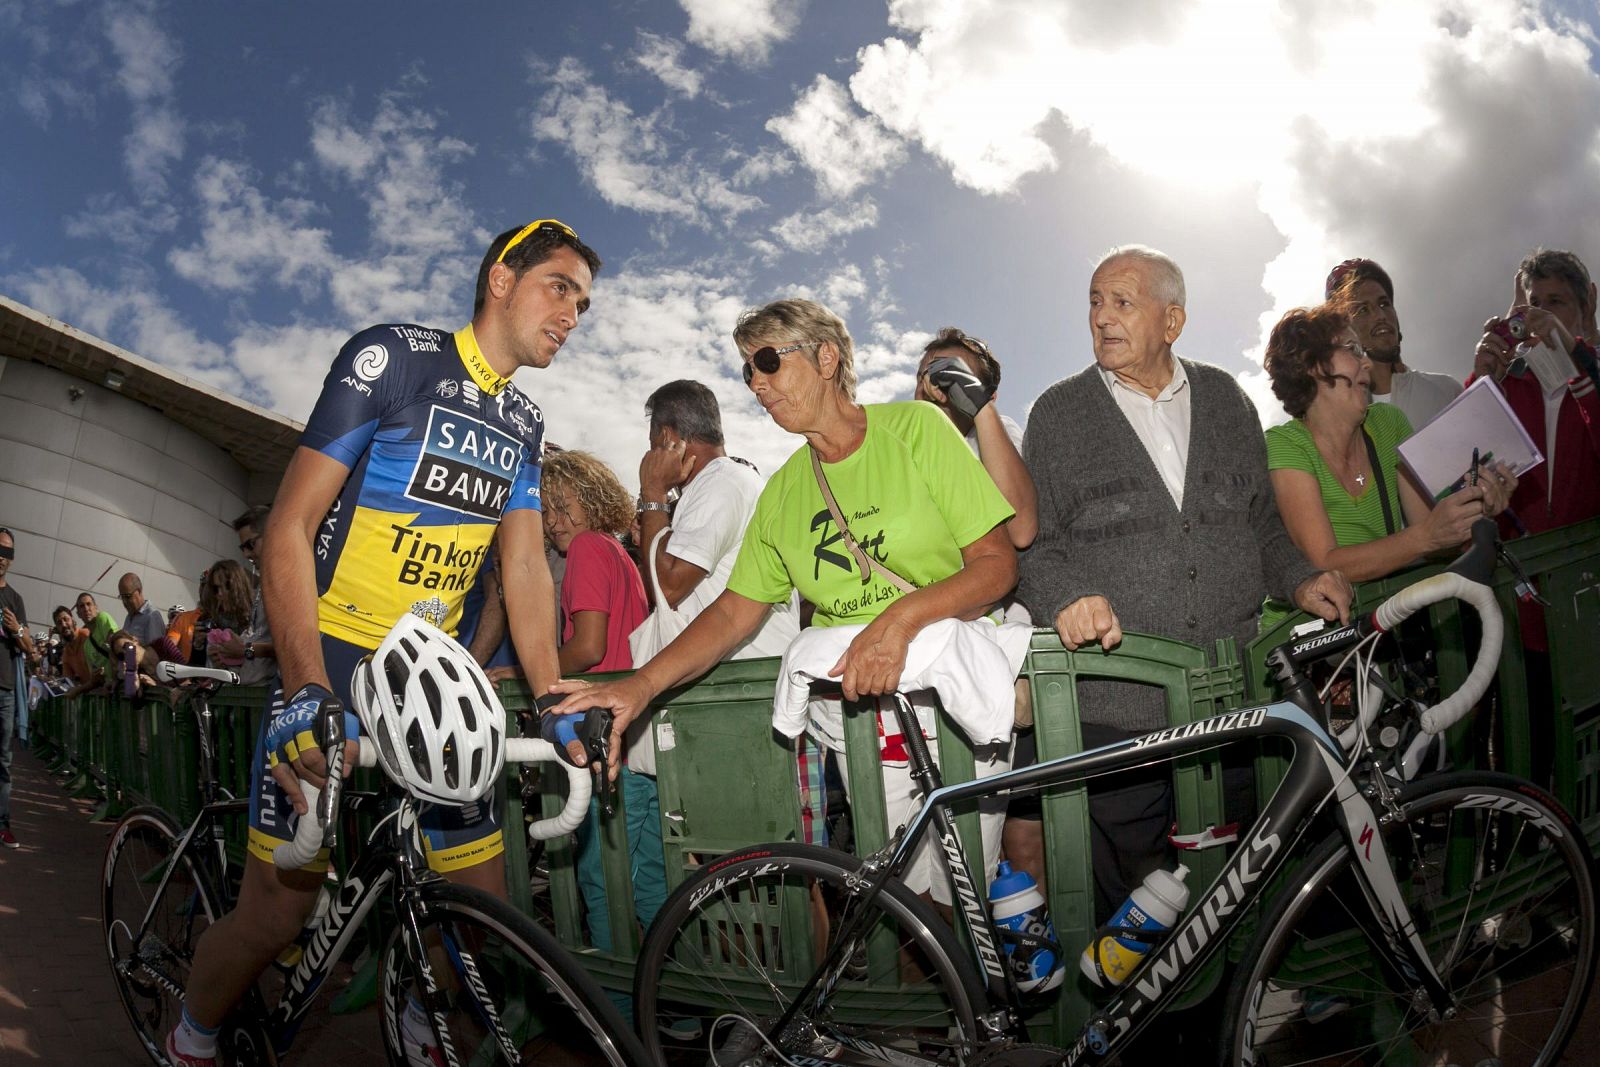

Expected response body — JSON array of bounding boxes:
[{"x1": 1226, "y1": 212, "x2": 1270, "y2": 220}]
[
  {"x1": 378, "y1": 882, "x2": 646, "y2": 1066},
  {"x1": 634, "y1": 842, "x2": 990, "y2": 1067},
  {"x1": 103, "y1": 806, "x2": 225, "y2": 1065},
  {"x1": 1223, "y1": 772, "x2": 1598, "y2": 1066}
]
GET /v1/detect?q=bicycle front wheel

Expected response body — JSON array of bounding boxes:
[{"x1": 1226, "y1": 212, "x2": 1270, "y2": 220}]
[
  {"x1": 635, "y1": 842, "x2": 989, "y2": 1067},
  {"x1": 103, "y1": 806, "x2": 225, "y2": 1066},
  {"x1": 378, "y1": 882, "x2": 646, "y2": 1067},
  {"x1": 1224, "y1": 772, "x2": 1598, "y2": 1067}
]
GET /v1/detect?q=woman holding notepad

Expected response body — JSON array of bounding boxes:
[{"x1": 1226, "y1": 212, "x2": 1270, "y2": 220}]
[{"x1": 1258, "y1": 304, "x2": 1517, "y2": 627}]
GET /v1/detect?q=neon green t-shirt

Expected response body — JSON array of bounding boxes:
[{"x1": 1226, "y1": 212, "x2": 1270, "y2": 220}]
[
  {"x1": 726, "y1": 401, "x2": 1015, "y2": 627},
  {"x1": 1260, "y1": 403, "x2": 1415, "y2": 632},
  {"x1": 1265, "y1": 403, "x2": 1413, "y2": 546}
]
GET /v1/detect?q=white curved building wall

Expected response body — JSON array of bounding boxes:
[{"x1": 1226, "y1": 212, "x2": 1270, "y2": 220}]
[{"x1": 0, "y1": 355, "x2": 256, "y2": 627}]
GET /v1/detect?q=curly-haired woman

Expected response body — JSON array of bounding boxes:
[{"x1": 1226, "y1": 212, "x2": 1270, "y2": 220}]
[
  {"x1": 541, "y1": 449, "x2": 648, "y2": 675},
  {"x1": 539, "y1": 448, "x2": 652, "y2": 1002},
  {"x1": 1260, "y1": 304, "x2": 1517, "y2": 627}
]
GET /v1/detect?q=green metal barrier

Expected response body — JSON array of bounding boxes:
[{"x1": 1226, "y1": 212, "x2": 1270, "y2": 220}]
[
  {"x1": 30, "y1": 517, "x2": 1600, "y2": 1046},
  {"x1": 1243, "y1": 516, "x2": 1600, "y2": 849}
]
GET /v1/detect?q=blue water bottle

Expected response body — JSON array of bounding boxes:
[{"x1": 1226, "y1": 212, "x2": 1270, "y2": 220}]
[{"x1": 989, "y1": 861, "x2": 1065, "y2": 992}]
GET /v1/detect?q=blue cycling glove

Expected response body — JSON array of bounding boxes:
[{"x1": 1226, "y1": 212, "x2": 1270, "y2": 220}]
[{"x1": 266, "y1": 683, "x2": 360, "y2": 769}]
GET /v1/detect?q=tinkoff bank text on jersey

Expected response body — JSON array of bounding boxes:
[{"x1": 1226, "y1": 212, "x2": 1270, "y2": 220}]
[{"x1": 299, "y1": 322, "x2": 544, "y2": 647}]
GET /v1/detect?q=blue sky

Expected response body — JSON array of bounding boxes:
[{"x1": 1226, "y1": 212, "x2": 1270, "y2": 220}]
[{"x1": 5, "y1": 0, "x2": 1600, "y2": 483}]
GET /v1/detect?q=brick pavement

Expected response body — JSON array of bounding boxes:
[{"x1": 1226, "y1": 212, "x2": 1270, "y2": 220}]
[{"x1": 0, "y1": 745, "x2": 381, "y2": 1065}]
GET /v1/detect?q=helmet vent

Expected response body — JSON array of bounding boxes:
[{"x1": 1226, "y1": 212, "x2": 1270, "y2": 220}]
[
  {"x1": 405, "y1": 718, "x2": 429, "y2": 777},
  {"x1": 384, "y1": 650, "x2": 410, "y2": 692},
  {"x1": 441, "y1": 738, "x2": 459, "y2": 789},
  {"x1": 458, "y1": 695, "x2": 478, "y2": 732},
  {"x1": 421, "y1": 672, "x2": 443, "y2": 728}
]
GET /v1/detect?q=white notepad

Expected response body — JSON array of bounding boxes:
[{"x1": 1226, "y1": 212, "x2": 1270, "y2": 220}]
[{"x1": 1397, "y1": 376, "x2": 1544, "y2": 501}]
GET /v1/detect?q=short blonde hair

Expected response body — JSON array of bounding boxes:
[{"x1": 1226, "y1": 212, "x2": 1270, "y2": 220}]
[
  {"x1": 541, "y1": 450, "x2": 634, "y2": 538},
  {"x1": 733, "y1": 298, "x2": 857, "y2": 400}
]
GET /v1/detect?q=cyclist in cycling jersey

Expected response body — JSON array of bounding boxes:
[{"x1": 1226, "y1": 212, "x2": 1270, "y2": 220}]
[{"x1": 167, "y1": 219, "x2": 602, "y2": 1067}]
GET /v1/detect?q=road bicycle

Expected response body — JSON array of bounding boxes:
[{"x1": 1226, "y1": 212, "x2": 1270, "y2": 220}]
[
  {"x1": 102, "y1": 661, "x2": 648, "y2": 1066},
  {"x1": 633, "y1": 521, "x2": 1598, "y2": 1065}
]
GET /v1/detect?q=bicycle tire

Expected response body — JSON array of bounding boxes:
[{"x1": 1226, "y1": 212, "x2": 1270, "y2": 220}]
[
  {"x1": 377, "y1": 881, "x2": 648, "y2": 1067},
  {"x1": 634, "y1": 842, "x2": 990, "y2": 1067},
  {"x1": 1222, "y1": 771, "x2": 1598, "y2": 1067},
  {"x1": 103, "y1": 806, "x2": 227, "y2": 1066}
]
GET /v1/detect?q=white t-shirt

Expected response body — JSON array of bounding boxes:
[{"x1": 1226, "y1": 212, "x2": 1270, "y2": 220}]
[
  {"x1": 659, "y1": 456, "x2": 799, "y2": 659},
  {"x1": 1370, "y1": 368, "x2": 1462, "y2": 432},
  {"x1": 964, "y1": 413, "x2": 1026, "y2": 455}
]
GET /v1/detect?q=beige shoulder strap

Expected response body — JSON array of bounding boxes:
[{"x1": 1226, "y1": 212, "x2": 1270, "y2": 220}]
[{"x1": 809, "y1": 449, "x2": 917, "y2": 594}]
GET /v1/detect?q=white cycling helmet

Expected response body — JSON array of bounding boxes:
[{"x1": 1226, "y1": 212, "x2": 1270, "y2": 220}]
[{"x1": 352, "y1": 614, "x2": 506, "y2": 805}]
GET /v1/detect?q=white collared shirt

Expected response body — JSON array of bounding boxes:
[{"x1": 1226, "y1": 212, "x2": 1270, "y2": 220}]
[{"x1": 1099, "y1": 356, "x2": 1192, "y2": 508}]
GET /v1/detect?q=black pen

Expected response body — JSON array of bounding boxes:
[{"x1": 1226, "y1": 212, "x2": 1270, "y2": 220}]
[{"x1": 1470, "y1": 447, "x2": 1480, "y2": 488}]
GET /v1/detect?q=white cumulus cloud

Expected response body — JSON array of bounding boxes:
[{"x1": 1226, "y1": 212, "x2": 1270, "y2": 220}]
[
  {"x1": 634, "y1": 31, "x2": 704, "y2": 98},
  {"x1": 767, "y1": 76, "x2": 906, "y2": 199},
  {"x1": 104, "y1": 2, "x2": 185, "y2": 196},
  {"x1": 771, "y1": 198, "x2": 880, "y2": 253},
  {"x1": 530, "y1": 58, "x2": 763, "y2": 227},
  {"x1": 679, "y1": 0, "x2": 805, "y2": 62}
]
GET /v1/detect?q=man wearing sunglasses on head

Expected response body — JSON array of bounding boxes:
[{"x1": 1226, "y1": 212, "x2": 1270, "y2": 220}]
[{"x1": 169, "y1": 220, "x2": 603, "y2": 1067}]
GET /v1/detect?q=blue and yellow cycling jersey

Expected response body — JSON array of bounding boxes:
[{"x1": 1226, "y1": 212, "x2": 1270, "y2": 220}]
[{"x1": 300, "y1": 322, "x2": 545, "y2": 647}]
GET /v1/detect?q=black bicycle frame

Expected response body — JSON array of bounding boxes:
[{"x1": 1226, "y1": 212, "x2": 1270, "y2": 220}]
[{"x1": 776, "y1": 696, "x2": 1454, "y2": 1065}]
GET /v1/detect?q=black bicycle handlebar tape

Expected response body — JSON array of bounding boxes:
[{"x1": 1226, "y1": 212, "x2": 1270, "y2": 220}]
[{"x1": 1447, "y1": 517, "x2": 1498, "y2": 586}]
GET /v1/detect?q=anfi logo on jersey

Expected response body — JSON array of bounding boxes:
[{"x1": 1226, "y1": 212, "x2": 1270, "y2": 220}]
[
  {"x1": 435, "y1": 379, "x2": 459, "y2": 399},
  {"x1": 404, "y1": 405, "x2": 522, "y2": 520},
  {"x1": 410, "y1": 597, "x2": 448, "y2": 626},
  {"x1": 341, "y1": 344, "x2": 389, "y2": 396},
  {"x1": 354, "y1": 344, "x2": 389, "y2": 382}
]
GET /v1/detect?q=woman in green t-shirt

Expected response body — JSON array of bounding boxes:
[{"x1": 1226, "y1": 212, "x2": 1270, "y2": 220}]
[
  {"x1": 547, "y1": 298, "x2": 1018, "y2": 750},
  {"x1": 1262, "y1": 304, "x2": 1518, "y2": 588}
]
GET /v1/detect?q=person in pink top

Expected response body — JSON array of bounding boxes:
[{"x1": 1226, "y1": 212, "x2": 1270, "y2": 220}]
[
  {"x1": 539, "y1": 448, "x2": 657, "y2": 1020},
  {"x1": 542, "y1": 449, "x2": 648, "y2": 674}
]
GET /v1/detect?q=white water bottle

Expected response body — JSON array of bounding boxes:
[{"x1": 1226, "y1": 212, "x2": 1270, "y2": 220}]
[
  {"x1": 989, "y1": 861, "x2": 1065, "y2": 992},
  {"x1": 1080, "y1": 864, "x2": 1190, "y2": 987}
]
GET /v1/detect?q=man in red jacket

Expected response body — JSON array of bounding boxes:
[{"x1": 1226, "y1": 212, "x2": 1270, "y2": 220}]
[{"x1": 1471, "y1": 248, "x2": 1600, "y2": 780}]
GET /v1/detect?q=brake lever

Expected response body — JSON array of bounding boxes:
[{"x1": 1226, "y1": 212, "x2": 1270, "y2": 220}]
[
  {"x1": 1498, "y1": 546, "x2": 1550, "y2": 607},
  {"x1": 587, "y1": 709, "x2": 617, "y2": 817},
  {"x1": 317, "y1": 697, "x2": 347, "y2": 848}
]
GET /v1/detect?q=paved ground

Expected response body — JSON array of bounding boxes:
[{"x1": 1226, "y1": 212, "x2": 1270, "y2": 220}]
[{"x1": 0, "y1": 745, "x2": 380, "y2": 1065}]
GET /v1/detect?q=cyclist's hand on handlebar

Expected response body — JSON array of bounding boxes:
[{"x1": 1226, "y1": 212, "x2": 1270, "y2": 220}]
[
  {"x1": 538, "y1": 706, "x2": 602, "y2": 769},
  {"x1": 1055, "y1": 595, "x2": 1122, "y2": 651},
  {"x1": 828, "y1": 613, "x2": 914, "y2": 702},
  {"x1": 547, "y1": 675, "x2": 655, "y2": 782},
  {"x1": 1292, "y1": 570, "x2": 1353, "y2": 626},
  {"x1": 266, "y1": 683, "x2": 358, "y2": 816}
]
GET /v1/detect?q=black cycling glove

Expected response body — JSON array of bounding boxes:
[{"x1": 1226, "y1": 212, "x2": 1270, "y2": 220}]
[{"x1": 925, "y1": 356, "x2": 994, "y2": 420}]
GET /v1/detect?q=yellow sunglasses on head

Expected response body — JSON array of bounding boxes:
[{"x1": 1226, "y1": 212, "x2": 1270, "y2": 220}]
[{"x1": 495, "y1": 218, "x2": 580, "y2": 265}]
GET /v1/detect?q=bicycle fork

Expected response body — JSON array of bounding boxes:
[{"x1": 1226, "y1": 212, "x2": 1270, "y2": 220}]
[
  {"x1": 1327, "y1": 772, "x2": 1455, "y2": 1017},
  {"x1": 392, "y1": 808, "x2": 521, "y2": 1067}
]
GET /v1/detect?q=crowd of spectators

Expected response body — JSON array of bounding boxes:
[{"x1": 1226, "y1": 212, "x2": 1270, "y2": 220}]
[{"x1": 6, "y1": 242, "x2": 1598, "y2": 926}]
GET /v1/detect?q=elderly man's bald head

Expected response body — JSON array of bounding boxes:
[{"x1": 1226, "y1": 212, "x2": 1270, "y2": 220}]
[{"x1": 1093, "y1": 245, "x2": 1186, "y2": 309}]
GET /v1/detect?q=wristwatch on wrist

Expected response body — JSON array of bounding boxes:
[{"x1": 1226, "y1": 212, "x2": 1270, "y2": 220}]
[
  {"x1": 637, "y1": 499, "x2": 671, "y2": 514},
  {"x1": 244, "y1": 641, "x2": 256, "y2": 661}
]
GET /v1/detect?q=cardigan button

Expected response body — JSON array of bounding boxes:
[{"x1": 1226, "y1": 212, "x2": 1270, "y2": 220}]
[
  {"x1": 1181, "y1": 520, "x2": 1192, "y2": 533},
  {"x1": 1185, "y1": 615, "x2": 1198, "y2": 628},
  {"x1": 1188, "y1": 568, "x2": 1198, "y2": 580}
]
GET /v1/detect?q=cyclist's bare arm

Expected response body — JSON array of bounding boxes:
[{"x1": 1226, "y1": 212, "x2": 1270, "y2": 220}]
[
  {"x1": 261, "y1": 446, "x2": 353, "y2": 807},
  {"x1": 466, "y1": 553, "x2": 507, "y2": 667},
  {"x1": 498, "y1": 507, "x2": 561, "y2": 697}
]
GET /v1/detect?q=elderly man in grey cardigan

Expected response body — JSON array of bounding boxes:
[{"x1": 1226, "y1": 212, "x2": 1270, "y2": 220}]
[{"x1": 1018, "y1": 245, "x2": 1353, "y2": 918}]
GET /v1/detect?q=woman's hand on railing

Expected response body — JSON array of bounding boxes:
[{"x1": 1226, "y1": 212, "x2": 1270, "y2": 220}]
[{"x1": 829, "y1": 612, "x2": 914, "y2": 701}]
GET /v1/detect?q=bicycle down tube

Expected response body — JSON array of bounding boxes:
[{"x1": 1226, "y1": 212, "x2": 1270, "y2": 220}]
[{"x1": 775, "y1": 696, "x2": 1454, "y2": 1064}]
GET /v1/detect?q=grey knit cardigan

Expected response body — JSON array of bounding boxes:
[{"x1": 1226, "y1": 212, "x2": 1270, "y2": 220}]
[{"x1": 1018, "y1": 358, "x2": 1317, "y2": 733}]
